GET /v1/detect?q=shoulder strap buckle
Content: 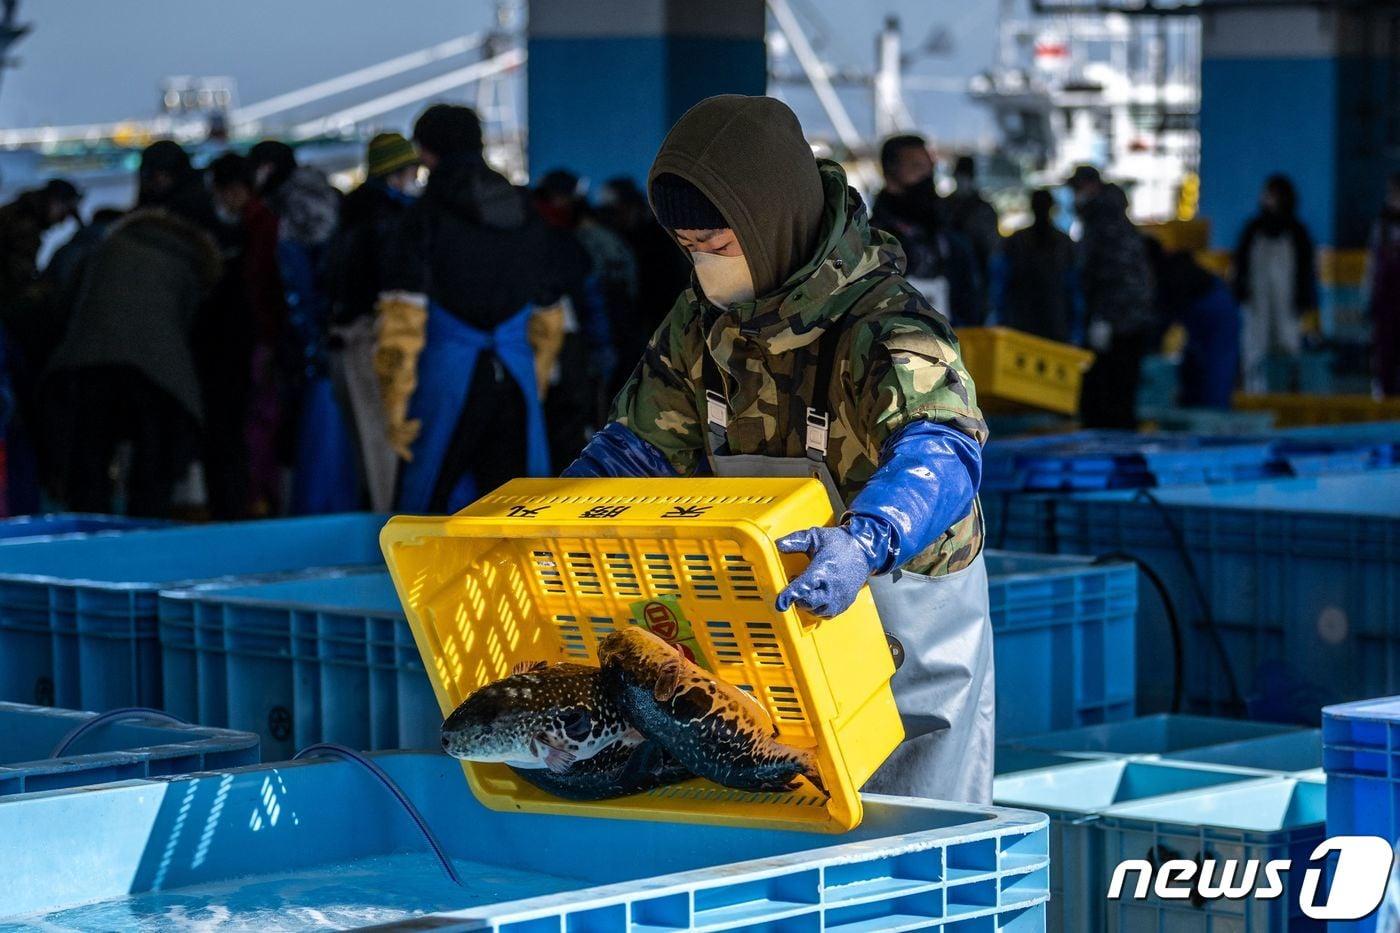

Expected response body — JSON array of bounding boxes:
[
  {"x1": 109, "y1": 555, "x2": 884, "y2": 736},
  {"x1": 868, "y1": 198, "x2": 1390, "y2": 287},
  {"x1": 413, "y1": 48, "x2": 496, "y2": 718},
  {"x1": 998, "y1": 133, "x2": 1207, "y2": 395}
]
[
  {"x1": 804, "y1": 407, "x2": 830, "y2": 461},
  {"x1": 705, "y1": 389, "x2": 729, "y2": 430}
]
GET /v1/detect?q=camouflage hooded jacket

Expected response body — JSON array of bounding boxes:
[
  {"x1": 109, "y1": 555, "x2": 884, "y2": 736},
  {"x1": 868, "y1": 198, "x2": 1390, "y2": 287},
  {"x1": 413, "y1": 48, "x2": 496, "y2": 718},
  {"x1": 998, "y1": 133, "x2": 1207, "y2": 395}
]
[{"x1": 614, "y1": 158, "x2": 988, "y2": 576}]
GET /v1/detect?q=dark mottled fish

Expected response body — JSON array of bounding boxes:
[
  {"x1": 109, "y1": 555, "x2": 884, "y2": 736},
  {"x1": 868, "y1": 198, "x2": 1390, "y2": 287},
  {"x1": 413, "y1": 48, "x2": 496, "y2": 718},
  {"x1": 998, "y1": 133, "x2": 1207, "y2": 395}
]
[
  {"x1": 598, "y1": 627, "x2": 827, "y2": 795},
  {"x1": 441, "y1": 661, "x2": 640, "y2": 772},
  {"x1": 510, "y1": 737, "x2": 693, "y2": 800}
]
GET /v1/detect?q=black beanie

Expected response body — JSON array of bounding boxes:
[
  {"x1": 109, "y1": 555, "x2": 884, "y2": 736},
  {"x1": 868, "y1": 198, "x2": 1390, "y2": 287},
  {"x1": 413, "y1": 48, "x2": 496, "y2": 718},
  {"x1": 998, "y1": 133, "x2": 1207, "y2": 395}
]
[{"x1": 651, "y1": 172, "x2": 728, "y2": 230}]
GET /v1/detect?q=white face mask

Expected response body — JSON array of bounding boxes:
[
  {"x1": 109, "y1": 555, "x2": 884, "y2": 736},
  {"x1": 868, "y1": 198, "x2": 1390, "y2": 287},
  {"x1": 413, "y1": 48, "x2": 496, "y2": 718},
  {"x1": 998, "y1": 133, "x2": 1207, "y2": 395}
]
[{"x1": 691, "y1": 251, "x2": 755, "y2": 308}]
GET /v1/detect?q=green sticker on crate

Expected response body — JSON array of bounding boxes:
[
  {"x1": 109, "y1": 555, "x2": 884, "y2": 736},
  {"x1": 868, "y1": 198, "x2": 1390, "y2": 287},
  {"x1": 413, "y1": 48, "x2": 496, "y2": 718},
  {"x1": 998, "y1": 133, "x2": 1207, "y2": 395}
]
[{"x1": 627, "y1": 596, "x2": 710, "y2": 669}]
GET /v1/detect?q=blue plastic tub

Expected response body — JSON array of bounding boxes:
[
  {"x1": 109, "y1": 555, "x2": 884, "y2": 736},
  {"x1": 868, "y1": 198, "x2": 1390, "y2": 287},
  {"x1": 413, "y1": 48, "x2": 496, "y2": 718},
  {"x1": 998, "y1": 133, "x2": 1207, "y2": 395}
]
[
  {"x1": 159, "y1": 569, "x2": 433, "y2": 760},
  {"x1": 1097, "y1": 776, "x2": 1327, "y2": 932},
  {"x1": 994, "y1": 758, "x2": 1266, "y2": 933},
  {"x1": 995, "y1": 746, "x2": 1090, "y2": 775},
  {"x1": 1163, "y1": 729, "x2": 1322, "y2": 774},
  {"x1": 986, "y1": 551, "x2": 1136, "y2": 737},
  {"x1": 1010, "y1": 714, "x2": 1304, "y2": 758},
  {"x1": 0, "y1": 514, "x2": 170, "y2": 542},
  {"x1": 0, "y1": 751, "x2": 1050, "y2": 931},
  {"x1": 0, "y1": 701, "x2": 257, "y2": 797},
  {"x1": 0, "y1": 514, "x2": 387, "y2": 711},
  {"x1": 1323, "y1": 695, "x2": 1400, "y2": 933},
  {"x1": 1048, "y1": 471, "x2": 1400, "y2": 718}
]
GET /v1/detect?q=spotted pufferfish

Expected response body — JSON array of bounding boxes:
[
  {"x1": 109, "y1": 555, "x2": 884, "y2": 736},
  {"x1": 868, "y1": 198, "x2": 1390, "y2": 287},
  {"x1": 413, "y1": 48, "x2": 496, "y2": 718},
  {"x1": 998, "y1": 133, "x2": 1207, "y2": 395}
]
[
  {"x1": 440, "y1": 661, "x2": 639, "y2": 773},
  {"x1": 598, "y1": 626, "x2": 827, "y2": 796}
]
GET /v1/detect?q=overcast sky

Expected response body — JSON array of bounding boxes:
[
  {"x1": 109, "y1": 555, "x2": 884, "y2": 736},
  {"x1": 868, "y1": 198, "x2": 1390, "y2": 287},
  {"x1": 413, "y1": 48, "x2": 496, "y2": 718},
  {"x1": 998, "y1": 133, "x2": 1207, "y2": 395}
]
[{"x1": 0, "y1": 0, "x2": 998, "y2": 148}]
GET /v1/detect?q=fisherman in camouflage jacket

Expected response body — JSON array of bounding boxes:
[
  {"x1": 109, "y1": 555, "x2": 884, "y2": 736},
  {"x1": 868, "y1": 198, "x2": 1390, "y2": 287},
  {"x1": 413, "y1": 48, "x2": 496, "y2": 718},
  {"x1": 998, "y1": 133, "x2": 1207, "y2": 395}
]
[{"x1": 564, "y1": 94, "x2": 995, "y2": 802}]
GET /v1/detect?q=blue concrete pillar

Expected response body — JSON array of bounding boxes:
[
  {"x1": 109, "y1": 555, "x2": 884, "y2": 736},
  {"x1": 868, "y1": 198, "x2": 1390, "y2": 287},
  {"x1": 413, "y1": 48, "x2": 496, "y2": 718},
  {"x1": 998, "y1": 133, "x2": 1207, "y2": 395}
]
[
  {"x1": 527, "y1": 0, "x2": 767, "y2": 190},
  {"x1": 1200, "y1": 4, "x2": 1400, "y2": 248}
]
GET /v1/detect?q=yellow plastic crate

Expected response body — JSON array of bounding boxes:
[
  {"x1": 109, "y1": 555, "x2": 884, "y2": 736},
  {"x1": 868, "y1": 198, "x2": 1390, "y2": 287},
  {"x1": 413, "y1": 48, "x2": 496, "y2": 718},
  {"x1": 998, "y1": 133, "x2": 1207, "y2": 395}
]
[
  {"x1": 1319, "y1": 248, "x2": 1368, "y2": 287},
  {"x1": 380, "y1": 477, "x2": 903, "y2": 833},
  {"x1": 958, "y1": 326, "x2": 1095, "y2": 415},
  {"x1": 1234, "y1": 392, "x2": 1400, "y2": 427},
  {"x1": 1140, "y1": 218, "x2": 1210, "y2": 252}
]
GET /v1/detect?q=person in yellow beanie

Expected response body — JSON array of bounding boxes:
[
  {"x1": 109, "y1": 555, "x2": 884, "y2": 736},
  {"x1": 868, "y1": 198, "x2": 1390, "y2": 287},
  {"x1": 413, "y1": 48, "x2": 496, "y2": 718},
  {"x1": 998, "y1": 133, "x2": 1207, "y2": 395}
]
[{"x1": 322, "y1": 132, "x2": 422, "y2": 511}]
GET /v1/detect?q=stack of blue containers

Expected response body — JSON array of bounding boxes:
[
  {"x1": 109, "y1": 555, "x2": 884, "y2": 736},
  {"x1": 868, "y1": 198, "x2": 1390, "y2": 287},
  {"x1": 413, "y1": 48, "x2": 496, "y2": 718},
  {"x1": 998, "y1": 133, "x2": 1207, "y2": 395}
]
[
  {"x1": 984, "y1": 424, "x2": 1400, "y2": 719},
  {"x1": 1323, "y1": 696, "x2": 1400, "y2": 933},
  {"x1": 997, "y1": 714, "x2": 1325, "y2": 933},
  {"x1": 0, "y1": 514, "x2": 386, "y2": 710}
]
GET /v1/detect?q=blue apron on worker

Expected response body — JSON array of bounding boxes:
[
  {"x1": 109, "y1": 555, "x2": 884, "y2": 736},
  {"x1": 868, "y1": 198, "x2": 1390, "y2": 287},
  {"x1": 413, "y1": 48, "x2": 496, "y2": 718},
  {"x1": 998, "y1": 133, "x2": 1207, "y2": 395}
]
[
  {"x1": 397, "y1": 303, "x2": 549, "y2": 514},
  {"x1": 289, "y1": 373, "x2": 361, "y2": 514}
]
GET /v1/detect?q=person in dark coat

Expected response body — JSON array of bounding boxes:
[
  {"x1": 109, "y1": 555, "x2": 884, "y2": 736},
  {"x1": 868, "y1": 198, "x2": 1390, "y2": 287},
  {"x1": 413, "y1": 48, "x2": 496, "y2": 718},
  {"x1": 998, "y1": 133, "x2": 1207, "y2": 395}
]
[
  {"x1": 247, "y1": 139, "x2": 348, "y2": 514},
  {"x1": 328, "y1": 132, "x2": 419, "y2": 327},
  {"x1": 377, "y1": 104, "x2": 583, "y2": 512},
  {"x1": 996, "y1": 188, "x2": 1077, "y2": 342},
  {"x1": 0, "y1": 178, "x2": 82, "y2": 514},
  {"x1": 45, "y1": 207, "x2": 221, "y2": 516},
  {"x1": 1068, "y1": 165, "x2": 1157, "y2": 429},
  {"x1": 196, "y1": 152, "x2": 261, "y2": 519},
  {"x1": 1370, "y1": 172, "x2": 1400, "y2": 396},
  {"x1": 595, "y1": 176, "x2": 689, "y2": 397},
  {"x1": 1234, "y1": 173, "x2": 1318, "y2": 392},
  {"x1": 871, "y1": 134, "x2": 982, "y2": 326},
  {"x1": 947, "y1": 154, "x2": 1001, "y2": 302},
  {"x1": 533, "y1": 169, "x2": 622, "y2": 470}
]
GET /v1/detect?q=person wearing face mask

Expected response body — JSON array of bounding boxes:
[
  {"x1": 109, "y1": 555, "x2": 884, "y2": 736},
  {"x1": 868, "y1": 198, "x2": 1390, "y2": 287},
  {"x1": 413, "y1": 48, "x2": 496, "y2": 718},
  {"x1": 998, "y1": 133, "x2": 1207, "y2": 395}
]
[
  {"x1": 563, "y1": 94, "x2": 993, "y2": 804},
  {"x1": 377, "y1": 104, "x2": 585, "y2": 514},
  {"x1": 870, "y1": 135, "x2": 982, "y2": 326},
  {"x1": 1066, "y1": 165, "x2": 1157, "y2": 429},
  {"x1": 194, "y1": 152, "x2": 269, "y2": 519},
  {"x1": 317, "y1": 132, "x2": 422, "y2": 511},
  {"x1": 1234, "y1": 173, "x2": 1318, "y2": 393}
]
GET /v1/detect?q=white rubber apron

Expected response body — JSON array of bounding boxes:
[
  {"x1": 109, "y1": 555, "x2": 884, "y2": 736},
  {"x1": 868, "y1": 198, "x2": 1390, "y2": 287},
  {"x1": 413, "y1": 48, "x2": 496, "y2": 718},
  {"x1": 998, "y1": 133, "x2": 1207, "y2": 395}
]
[{"x1": 701, "y1": 333, "x2": 994, "y2": 803}]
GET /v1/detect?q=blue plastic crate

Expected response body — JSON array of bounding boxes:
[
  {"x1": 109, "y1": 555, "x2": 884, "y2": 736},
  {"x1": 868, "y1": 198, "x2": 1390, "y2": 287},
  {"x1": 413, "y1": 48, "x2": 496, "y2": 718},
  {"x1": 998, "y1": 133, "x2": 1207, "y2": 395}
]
[
  {"x1": 1323, "y1": 696, "x2": 1400, "y2": 933},
  {"x1": 159, "y1": 569, "x2": 434, "y2": 760},
  {"x1": 0, "y1": 514, "x2": 171, "y2": 542},
  {"x1": 1139, "y1": 407, "x2": 1279, "y2": 435},
  {"x1": 994, "y1": 758, "x2": 1269, "y2": 933},
  {"x1": 0, "y1": 701, "x2": 257, "y2": 796},
  {"x1": 1048, "y1": 471, "x2": 1400, "y2": 718},
  {"x1": 1011, "y1": 714, "x2": 1305, "y2": 758},
  {"x1": 987, "y1": 552, "x2": 1137, "y2": 738},
  {"x1": 1097, "y1": 776, "x2": 1327, "y2": 932},
  {"x1": 983, "y1": 432, "x2": 1278, "y2": 494},
  {"x1": 0, "y1": 514, "x2": 387, "y2": 711},
  {"x1": 0, "y1": 750, "x2": 1050, "y2": 931}
]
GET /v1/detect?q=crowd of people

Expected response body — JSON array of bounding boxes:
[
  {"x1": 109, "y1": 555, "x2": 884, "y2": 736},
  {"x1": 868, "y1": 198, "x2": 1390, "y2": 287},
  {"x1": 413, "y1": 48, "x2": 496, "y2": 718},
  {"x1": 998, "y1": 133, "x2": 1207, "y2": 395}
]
[
  {"x1": 0, "y1": 104, "x2": 688, "y2": 518},
  {"x1": 0, "y1": 101, "x2": 1387, "y2": 518}
]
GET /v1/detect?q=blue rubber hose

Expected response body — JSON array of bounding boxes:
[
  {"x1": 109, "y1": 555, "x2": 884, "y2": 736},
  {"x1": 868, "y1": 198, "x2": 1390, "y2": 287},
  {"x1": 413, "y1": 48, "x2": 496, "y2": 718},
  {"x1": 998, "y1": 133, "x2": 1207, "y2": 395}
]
[
  {"x1": 49, "y1": 707, "x2": 188, "y2": 758},
  {"x1": 292, "y1": 743, "x2": 462, "y2": 886},
  {"x1": 1131, "y1": 488, "x2": 1244, "y2": 715}
]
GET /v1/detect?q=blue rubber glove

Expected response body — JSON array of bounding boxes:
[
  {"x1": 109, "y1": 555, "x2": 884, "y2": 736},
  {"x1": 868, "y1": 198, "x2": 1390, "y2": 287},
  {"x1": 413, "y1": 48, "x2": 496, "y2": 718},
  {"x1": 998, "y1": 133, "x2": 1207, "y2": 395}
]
[
  {"x1": 775, "y1": 517, "x2": 888, "y2": 617},
  {"x1": 562, "y1": 421, "x2": 678, "y2": 478},
  {"x1": 775, "y1": 421, "x2": 982, "y2": 617}
]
